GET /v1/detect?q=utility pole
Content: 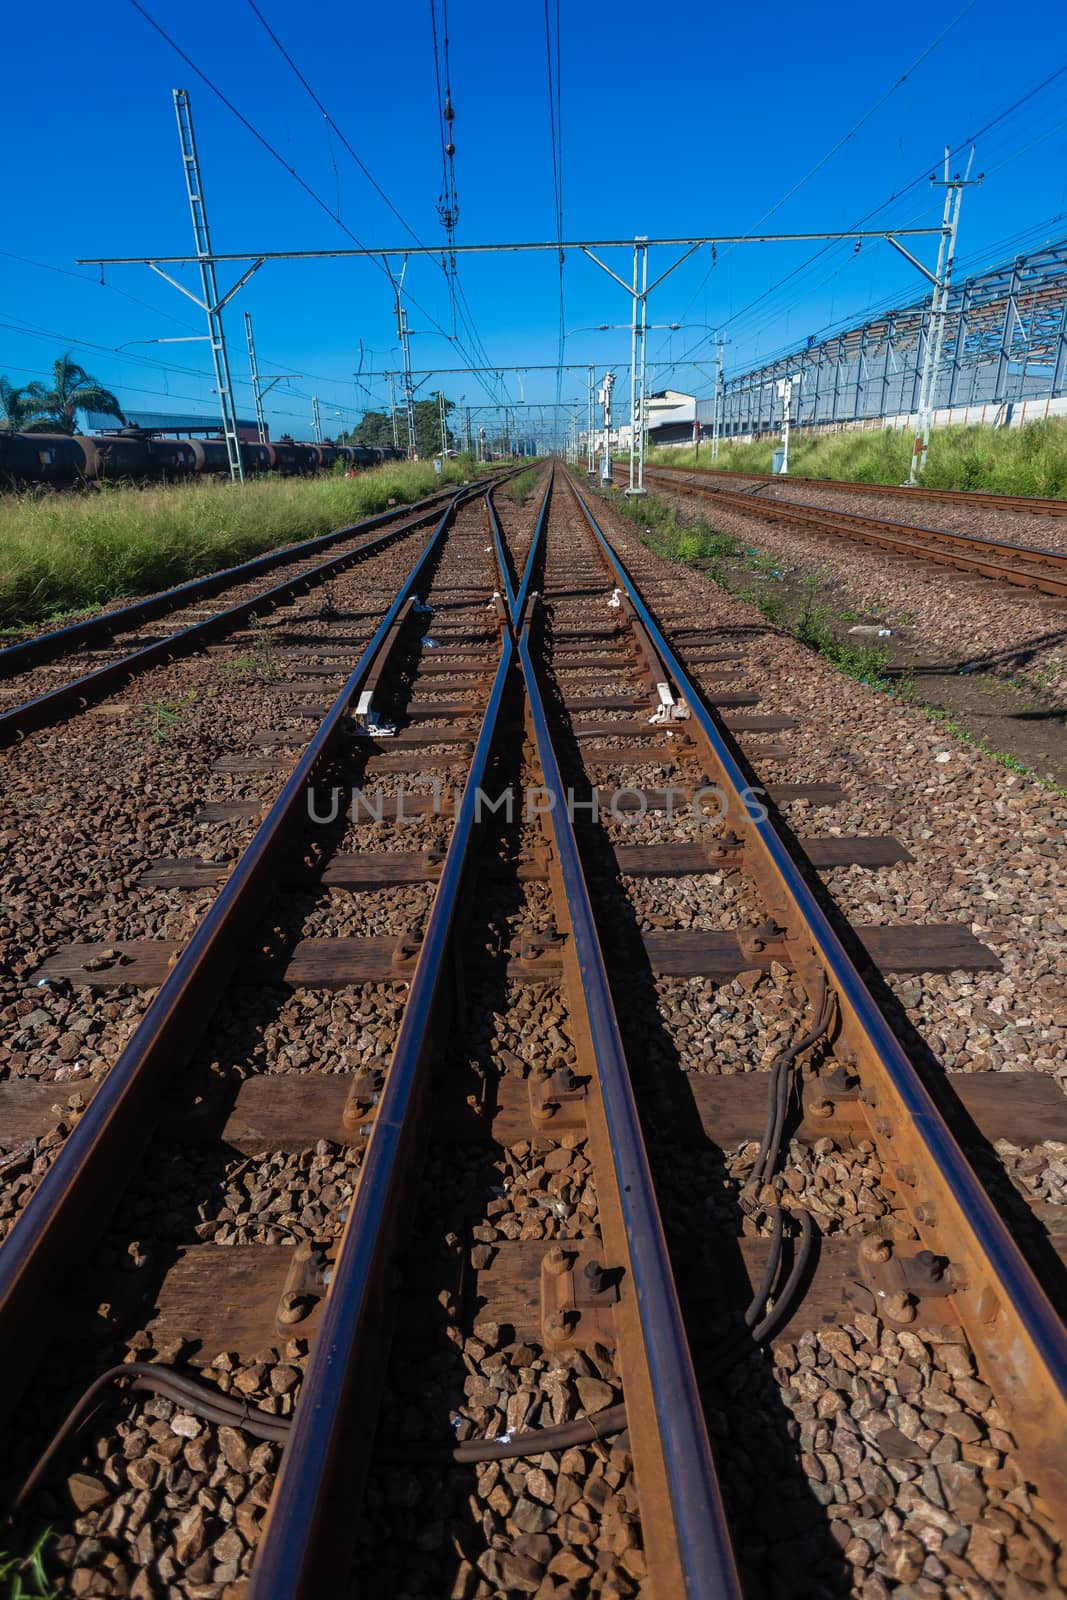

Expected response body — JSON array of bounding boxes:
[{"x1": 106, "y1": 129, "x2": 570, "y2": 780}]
[
  {"x1": 387, "y1": 373, "x2": 400, "y2": 450},
  {"x1": 245, "y1": 311, "x2": 265, "y2": 445},
  {"x1": 712, "y1": 337, "x2": 727, "y2": 462},
  {"x1": 776, "y1": 374, "x2": 800, "y2": 474},
  {"x1": 312, "y1": 396, "x2": 323, "y2": 444},
  {"x1": 910, "y1": 148, "x2": 981, "y2": 483},
  {"x1": 587, "y1": 365, "x2": 596, "y2": 474},
  {"x1": 399, "y1": 302, "x2": 417, "y2": 456},
  {"x1": 464, "y1": 405, "x2": 472, "y2": 456},
  {"x1": 599, "y1": 371, "x2": 615, "y2": 485},
  {"x1": 390, "y1": 263, "x2": 418, "y2": 457},
  {"x1": 438, "y1": 390, "x2": 448, "y2": 455},
  {"x1": 626, "y1": 240, "x2": 650, "y2": 494},
  {"x1": 173, "y1": 88, "x2": 244, "y2": 481},
  {"x1": 244, "y1": 312, "x2": 299, "y2": 445}
]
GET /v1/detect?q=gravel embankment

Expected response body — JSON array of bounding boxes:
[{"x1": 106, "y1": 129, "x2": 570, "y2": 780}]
[{"x1": 641, "y1": 474, "x2": 1067, "y2": 701}]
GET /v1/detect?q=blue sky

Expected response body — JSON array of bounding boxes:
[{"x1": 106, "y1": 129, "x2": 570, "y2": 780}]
[{"x1": 2, "y1": 0, "x2": 1066, "y2": 442}]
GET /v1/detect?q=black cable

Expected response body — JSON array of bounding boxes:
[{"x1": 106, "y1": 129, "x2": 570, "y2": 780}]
[
  {"x1": 658, "y1": 60, "x2": 1067, "y2": 383},
  {"x1": 130, "y1": 0, "x2": 504, "y2": 411},
  {"x1": 9, "y1": 1363, "x2": 628, "y2": 1520}
]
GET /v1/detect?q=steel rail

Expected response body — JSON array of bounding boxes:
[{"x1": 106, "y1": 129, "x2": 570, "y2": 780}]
[
  {"x1": 649, "y1": 461, "x2": 1067, "y2": 519},
  {"x1": 0, "y1": 480, "x2": 489, "y2": 1427},
  {"x1": 515, "y1": 612, "x2": 741, "y2": 1598},
  {"x1": 247, "y1": 550, "x2": 515, "y2": 1597},
  {"x1": 0, "y1": 498, "x2": 449, "y2": 747},
  {"x1": 566, "y1": 470, "x2": 1067, "y2": 1518},
  {"x1": 484, "y1": 465, "x2": 555, "y2": 628},
  {"x1": 636, "y1": 466, "x2": 1067, "y2": 597},
  {"x1": 484, "y1": 480, "x2": 519, "y2": 618},
  {"x1": 0, "y1": 485, "x2": 458, "y2": 678}
]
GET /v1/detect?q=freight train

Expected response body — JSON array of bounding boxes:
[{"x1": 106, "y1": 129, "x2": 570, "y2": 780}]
[{"x1": 0, "y1": 427, "x2": 405, "y2": 488}]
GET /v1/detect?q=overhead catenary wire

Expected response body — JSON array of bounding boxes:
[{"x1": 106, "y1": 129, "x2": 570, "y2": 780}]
[
  {"x1": 655, "y1": 59, "x2": 1067, "y2": 387},
  {"x1": 659, "y1": 0, "x2": 981, "y2": 356},
  {"x1": 544, "y1": 0, "x2": 565, "y2": 407},
  {"x1": 129, "y1": 0, "x2": 507, "y2": 411},
  {"x1": 246, "y1": 0, "x2": 506, "y2": 402}
]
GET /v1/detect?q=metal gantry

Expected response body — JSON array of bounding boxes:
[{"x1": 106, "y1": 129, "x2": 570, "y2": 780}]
[
  {"x1": 713, "y1": 239, "x2": 1067, "y2": 443},
  {"x1": 171, "y1": 90, "x2": 251, "y2": 481},
  {"x1": 244, "y1": 313, "x2": 301, "y2": 445},
  {"x1": 82, "y1": 144, "x2": 949, "y2": 481}
]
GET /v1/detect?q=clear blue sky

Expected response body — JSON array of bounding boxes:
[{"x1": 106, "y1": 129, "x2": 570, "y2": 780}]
[{"x1": 2, "y1": 0, "x2": 1066, "y2": 442}]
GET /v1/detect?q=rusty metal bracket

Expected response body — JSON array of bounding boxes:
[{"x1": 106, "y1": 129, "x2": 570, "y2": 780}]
[
  {"x1": 513, "y1": 922, "x2": 567, "y2": 963},
  {"x1": 540, "y1": 1243, "x2": 620, "y2": 1351},
  {"x1": 528, "y1": 1057, "x2": 588, "y2": 1132},
  {"x1": 845, "y1": 1237, "x2": 963, "y2": 1328},
  {"x1": 738, "y1": 917, "x2": 789, "y2": 962},
  {"x1": 393, "y1": 926, "x2": 424, "y2": 968},
  {"x1": 274, "y1": 1240, "x2": 333, "y2": 1336},
  {"x1": 342, "y1": 1066, "x2": 386, "y2": 1133}
]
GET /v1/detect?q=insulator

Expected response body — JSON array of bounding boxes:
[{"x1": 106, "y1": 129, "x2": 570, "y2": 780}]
[
  {"x1": 445, "y1": 142, "x2": 455, "y2": 157},
  {"x1": 444, "y1": 93, "x2": 455, "y2": 121}
]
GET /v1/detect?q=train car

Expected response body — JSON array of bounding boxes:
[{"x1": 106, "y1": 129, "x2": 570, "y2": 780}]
[
  {"x1": 264, "y1": 439, "x2": 305, "y2": 475},
  {"x1": 92, "y1": 429, "x2": 198, "y2": 482},
  {"x1": 0, "y1": 428, "x2": 403, "y2": 489},
  {"x1": 188, "y1": 438, "x2": 232, "y2": 476},
  {"x1": 0, "y1": 433, "x2": 93, "y2": 486},
  {"x1": 240, "y1": 440, "x2": 273, "y2": 474},
  {"x1": 147, "y1": 436, "x2": 199, "y2": 480}
]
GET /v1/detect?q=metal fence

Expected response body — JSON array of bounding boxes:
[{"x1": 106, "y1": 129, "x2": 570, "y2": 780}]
[{"x1": 708, "y1": 239, "x2": 1067, "y2": 438}]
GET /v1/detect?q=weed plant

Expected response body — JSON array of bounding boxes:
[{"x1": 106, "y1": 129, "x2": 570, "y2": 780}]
[
  {"x1": 0, "y1": 460, "x2": 468, "y2": 630},
  {"x1": 645, "y1": 417, "x2": 1067, "y2": 497}
]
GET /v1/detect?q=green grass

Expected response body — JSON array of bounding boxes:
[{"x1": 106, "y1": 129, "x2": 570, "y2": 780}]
[
  {"x1": 618, "y1": 487, "x2": 892, "y2": 687},
  {"x1": 0, "y1": 459, "x2": 470, "y2": 631},
  {"x1": 645, "y1": 416, "x2": 1067, "y2": 497},
  {"x1": 0, "y1": 1532, "x2": 57, "y2": 1600},
  {"x1": 505, "y1": 467, "x2": 540, "y2": 507}
]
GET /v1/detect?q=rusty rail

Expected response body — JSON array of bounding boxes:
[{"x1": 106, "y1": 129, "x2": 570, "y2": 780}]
[
  {"x1": 568, "y1": 469, "x2": 1067, "y2": 1521},
  {"x1": 634, "y1": 465, "x2": 1067, "y2": 597},
  {"x1": 0, "y1": 480, "x2": 488, "y2": 1425},
  {"x1": 514, "y1": 606, "x2": 740, "y2": 1597},
  {"x1": 252, "y1": 466, "x2": 741, "y2": 1597},
  {"x1": 0, "y1": 485, "x2": 458, "y2": 679},
  {"x1": 644, "y1": 459, "x2": 1067, "y2": 518}
]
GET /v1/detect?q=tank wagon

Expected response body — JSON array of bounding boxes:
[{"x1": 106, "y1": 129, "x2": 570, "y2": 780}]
[{"x1": 0, "y1": 427, "x2": 403, "y2": 488}]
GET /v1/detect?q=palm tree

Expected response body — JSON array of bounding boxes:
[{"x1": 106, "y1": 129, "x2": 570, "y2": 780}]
[
  {"x1": 24, "y1": 354, "x2": 124, "y2": 434},
  {"x1": 0, "y1": 377, "x2": 39, "y2": 432}
]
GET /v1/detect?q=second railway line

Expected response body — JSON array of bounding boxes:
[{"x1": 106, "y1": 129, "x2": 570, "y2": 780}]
[{"x1": 0, "y1": 465, "x2": 1064, "y2": 1595}]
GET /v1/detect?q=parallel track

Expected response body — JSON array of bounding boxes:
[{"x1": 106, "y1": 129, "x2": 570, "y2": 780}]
[
  {"x1": 629, "y1": 463, "x2": 1067, "y2": 598},
  {"x1": 646, "y1": 460, "x2": 1067, "y2": 518},
  {"x1": 1, "y1": 464, "x2": 1064, "y2": 1594},
  {"x1": 0, "y1": 487, "x2": 465, "y2": 745}
]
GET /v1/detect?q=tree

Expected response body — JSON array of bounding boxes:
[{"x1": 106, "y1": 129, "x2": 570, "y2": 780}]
[
  {"x1": 0, "y1": 378, "x2": 39, "y2": 431},
  {"x1": 354, "y1": 393, "x2": 455, "y2": 458},
  {"x1": 23, "y1": 354, "x2": 124, "y2": 434}
]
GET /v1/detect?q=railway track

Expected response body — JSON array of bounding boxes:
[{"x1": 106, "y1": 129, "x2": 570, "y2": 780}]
[
  {"x1": 0, "y1": 466, "x2": 1064, "y2": 1596},
  {"x1": 0, "y1": 482, "x2": 462, "y2": 742},
  {"x1": 628, "y1": 464, "x2": 1067, "y2": 599},
  {"x1": 644, "y1": 460, "x2": 1067, "y2": 519}
]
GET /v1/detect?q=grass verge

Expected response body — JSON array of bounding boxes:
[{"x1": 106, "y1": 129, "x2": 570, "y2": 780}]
[
  {"x1": 617, "y1": 488, "x2": 894, "y2": 690},
  {"x1": 0, "y1": 459, "x2": 470, "y2": 631},
  {"x1": 645, "y1": 416, "x2": 1067, "y2": 497},
  {"x1": 505, "y1": 467, "x2": 540, "y2": 507},
  {"x1": 616, "y1": 486, "x2": 1065, "y2": 790}
]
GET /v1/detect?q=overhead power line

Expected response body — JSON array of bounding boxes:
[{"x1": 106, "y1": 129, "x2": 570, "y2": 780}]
[
  {"x1": 129, "y1": 0, "x2": 507, "y2": 408},
  {"x1": 656, "y1": 59, "x2": 1067, "y2": 385}
]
